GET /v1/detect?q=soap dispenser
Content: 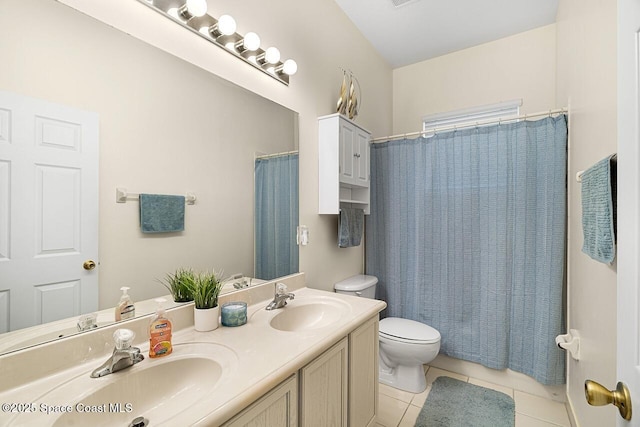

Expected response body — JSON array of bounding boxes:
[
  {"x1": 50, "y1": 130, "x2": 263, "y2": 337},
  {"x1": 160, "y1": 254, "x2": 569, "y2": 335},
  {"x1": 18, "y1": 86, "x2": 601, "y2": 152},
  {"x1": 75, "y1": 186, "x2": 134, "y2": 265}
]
[
  {"x1": 115, "y1": 286, "x2": 135, "y2": 322},
  {"x1": 149, "y1": 298, "x2": 172, "y2": 358}
]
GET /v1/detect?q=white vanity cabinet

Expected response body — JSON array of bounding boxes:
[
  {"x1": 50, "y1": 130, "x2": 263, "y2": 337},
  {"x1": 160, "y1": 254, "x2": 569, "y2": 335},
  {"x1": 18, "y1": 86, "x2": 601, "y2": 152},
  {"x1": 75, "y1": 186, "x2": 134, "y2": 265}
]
[
  {"x1": 222, "y1": 374, "x2": 298, "y2": 427},
  {"x1": 319, "y1": 113, "x2": 371, "y2": 214},
  {"x1": 300, "y1": 338, "x2": 349, "y2": 426},
  {"x1": 348, "y1": 316, "x2": 379, "y2": 427},
  {"x1": 298, "y1": 315, "x2": 379, "y2": 427},
  {"x1": 226, "y1": 316, "x2": 379, "y2": 427}
]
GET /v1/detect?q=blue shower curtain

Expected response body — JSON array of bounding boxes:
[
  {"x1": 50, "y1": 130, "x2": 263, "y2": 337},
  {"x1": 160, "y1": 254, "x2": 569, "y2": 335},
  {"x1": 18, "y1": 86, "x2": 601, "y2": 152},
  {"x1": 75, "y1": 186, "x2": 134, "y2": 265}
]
[
  {"x1": 366, "y1": 116, "x2": 567, "y2": 385},
  {"x1": 255, "y1": 153, "x2": 299, "y2": 280}
]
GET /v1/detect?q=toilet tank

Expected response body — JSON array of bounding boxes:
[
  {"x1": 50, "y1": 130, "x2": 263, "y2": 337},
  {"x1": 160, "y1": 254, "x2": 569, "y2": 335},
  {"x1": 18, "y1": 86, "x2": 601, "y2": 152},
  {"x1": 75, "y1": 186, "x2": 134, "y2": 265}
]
[{"x1": 334, "y1": 275, "x2": 378, "y2": 299}]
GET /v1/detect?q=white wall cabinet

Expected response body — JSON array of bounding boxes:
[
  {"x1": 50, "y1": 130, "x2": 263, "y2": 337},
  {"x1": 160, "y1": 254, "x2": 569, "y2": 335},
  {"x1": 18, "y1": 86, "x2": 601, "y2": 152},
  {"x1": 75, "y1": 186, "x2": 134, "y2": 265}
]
[
  {"x1": 300, "y1": 338, "x2": 348, "y2": 427},
  {"x1": 319, "y1": 113, "x2": 371, "y2": 214},
  {"x1": 222, "y1": 374, "x2": 298, "y2": 427}
]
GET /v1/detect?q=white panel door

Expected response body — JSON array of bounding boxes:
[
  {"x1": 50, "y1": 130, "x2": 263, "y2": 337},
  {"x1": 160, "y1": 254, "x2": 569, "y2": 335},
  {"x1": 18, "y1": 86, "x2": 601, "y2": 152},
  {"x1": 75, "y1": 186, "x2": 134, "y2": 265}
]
[
  {"x1": 617, "y1": 0, "x2": 640, "y2": 423},
  {"x1": 0, "y1": 91, "x2": 98, "y2": 332}
]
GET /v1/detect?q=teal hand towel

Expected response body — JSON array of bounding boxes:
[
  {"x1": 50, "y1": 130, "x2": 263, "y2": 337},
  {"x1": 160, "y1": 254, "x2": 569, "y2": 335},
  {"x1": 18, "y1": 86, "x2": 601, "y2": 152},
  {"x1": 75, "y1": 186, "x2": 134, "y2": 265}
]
[
  {"x1": 139, "y1": 194, "x2": 185, "y2": 233},
  {"x1": 581, "y1": 155, "x2": 616, "y2": 264},
  {"x1": 338, "y1": 208, "x2": 364, "y2": 248}
]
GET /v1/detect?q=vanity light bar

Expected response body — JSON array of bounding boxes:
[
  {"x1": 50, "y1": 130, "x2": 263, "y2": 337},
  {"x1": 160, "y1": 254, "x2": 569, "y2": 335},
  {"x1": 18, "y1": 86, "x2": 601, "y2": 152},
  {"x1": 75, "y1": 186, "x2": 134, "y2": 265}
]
[{"x1": 136, "y1": 0, "x2": 297, "y2": 86}]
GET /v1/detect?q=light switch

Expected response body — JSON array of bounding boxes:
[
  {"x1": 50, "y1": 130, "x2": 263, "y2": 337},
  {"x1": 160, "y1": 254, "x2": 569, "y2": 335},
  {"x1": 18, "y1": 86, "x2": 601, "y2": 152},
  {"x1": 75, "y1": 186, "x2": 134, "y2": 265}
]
[{"x1": 297, "y1": 225, "x2": 309, "y2": 246}]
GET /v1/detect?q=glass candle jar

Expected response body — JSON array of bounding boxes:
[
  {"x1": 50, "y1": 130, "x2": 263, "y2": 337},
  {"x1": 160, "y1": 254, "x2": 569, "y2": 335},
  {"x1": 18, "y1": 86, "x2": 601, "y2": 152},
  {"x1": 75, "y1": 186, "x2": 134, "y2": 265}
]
[{"x1": 221, "y1": 301, "x2": 248, "y2": 327}]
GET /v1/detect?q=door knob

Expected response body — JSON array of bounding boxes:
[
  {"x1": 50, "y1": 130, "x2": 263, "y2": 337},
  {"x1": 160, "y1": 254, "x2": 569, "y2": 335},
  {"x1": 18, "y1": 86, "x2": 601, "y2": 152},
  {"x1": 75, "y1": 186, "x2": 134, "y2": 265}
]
[
  {"x1": 83, "y1": 260, "x2": 96, "y2": 271},
  {"x1": 585, "y1": 380, "x2": 632, "y2": 420}
]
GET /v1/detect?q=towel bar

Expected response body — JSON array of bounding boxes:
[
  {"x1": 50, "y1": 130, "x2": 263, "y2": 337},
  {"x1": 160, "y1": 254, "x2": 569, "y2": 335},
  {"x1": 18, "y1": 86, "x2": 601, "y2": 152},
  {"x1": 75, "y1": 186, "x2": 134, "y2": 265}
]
[
  {"x1": 576, "y1": 153, "x2": 617, "y2": 182},
  {"x1": 116, "y1": 187, "x2": 196, "y2": 205}
]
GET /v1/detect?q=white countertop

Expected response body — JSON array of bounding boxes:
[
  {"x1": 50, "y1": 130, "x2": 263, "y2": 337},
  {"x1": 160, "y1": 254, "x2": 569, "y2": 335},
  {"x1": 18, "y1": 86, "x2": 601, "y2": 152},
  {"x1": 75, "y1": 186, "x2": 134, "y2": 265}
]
[{"x1": 0, "y1": 286, "x2": 385, "y2": 426}]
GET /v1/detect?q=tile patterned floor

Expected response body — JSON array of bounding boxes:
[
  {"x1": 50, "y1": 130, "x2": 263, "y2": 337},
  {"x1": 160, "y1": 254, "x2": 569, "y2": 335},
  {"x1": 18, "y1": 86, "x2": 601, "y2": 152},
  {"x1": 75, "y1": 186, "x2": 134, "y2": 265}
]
[{"x1": 375, "y1": 367, "x2": 572, "y2": 427}]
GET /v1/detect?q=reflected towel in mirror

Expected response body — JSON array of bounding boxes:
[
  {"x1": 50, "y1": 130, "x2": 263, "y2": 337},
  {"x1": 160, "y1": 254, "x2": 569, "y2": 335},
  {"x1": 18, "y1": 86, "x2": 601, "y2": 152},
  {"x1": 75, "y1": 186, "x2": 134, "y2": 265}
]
[{"x1": 139, "y1": 194, "x2": 185, "y2": 233}]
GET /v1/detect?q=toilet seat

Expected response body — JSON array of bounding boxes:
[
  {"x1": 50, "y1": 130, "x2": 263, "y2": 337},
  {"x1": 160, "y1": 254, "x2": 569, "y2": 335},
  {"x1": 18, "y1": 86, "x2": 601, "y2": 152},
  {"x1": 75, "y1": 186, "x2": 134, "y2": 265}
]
[{"x1": 379, "y1": 317, "x2": 440, "y2": 344}]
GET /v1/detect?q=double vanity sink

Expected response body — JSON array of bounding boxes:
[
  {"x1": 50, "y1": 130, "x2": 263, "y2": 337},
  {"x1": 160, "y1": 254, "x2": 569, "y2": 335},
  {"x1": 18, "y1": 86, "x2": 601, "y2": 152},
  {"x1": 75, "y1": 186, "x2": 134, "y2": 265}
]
[{"x1": 0, "y1": 276, "x2": 385, "y2": 426}]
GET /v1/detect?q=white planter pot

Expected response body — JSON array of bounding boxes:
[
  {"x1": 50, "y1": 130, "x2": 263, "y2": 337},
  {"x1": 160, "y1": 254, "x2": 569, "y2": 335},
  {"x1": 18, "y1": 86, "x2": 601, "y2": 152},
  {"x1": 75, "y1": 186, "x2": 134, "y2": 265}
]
[{"x1": 194, "y1": 306, "x2": 219, "y2": 332}]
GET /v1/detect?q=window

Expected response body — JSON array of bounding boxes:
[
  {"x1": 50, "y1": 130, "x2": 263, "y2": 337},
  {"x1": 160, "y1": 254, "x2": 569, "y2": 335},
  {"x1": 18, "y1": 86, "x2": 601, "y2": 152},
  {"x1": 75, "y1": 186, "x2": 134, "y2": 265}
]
[{"x1": 422, "y1": 99, "x2": 521, "y2": 134}]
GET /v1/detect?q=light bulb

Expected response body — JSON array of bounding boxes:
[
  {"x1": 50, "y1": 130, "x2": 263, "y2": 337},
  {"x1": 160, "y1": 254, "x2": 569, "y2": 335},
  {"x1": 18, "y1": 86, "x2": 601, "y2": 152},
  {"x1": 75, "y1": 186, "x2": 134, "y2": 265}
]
[
  {"x1": 282, "y1": 59, "x2": 298, "y2": 76},
  {"x1": 185, "y1": 0, "x2": 207, "y2": 17},
  {"x1": 174, "y1": 0, "x2": 207, "y2": 19},
  {"x1": 264, "y1": 47, "x2": 281, "y2": 64},
  {"x1": 217, "y1": 15, "x2": 236, "y2": 36},
  {"x1": 242, "y1": 32, "x2": 261, "y2": 51}
]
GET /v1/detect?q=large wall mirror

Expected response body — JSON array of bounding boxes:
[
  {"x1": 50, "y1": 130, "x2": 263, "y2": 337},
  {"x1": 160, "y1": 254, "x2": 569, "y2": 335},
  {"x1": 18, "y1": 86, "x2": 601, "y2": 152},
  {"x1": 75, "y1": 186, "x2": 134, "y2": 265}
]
[{"x1": 0, "y1": 0, "x2": 299, "y2": 355}]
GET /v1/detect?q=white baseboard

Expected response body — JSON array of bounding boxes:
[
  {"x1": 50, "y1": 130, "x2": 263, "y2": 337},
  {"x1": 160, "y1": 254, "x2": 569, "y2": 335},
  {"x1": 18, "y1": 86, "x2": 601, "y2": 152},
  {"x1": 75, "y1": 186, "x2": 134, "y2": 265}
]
[
  {"x1": 429, "y1": 354, "x2": 567, "y2": 402},
  {"x1": 565, "y1": 393, "x2": 580, "y2": 427}
]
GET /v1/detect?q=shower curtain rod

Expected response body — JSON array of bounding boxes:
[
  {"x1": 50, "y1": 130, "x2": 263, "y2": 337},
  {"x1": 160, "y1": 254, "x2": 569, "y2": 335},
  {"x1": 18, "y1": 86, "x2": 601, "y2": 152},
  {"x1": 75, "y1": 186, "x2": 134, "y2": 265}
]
[
  {"x1": 371, "y1": 107, "x2": 568, "y2": 143},
  {"x1": 255, "y1": 150, "x2": 299, "y2": 160}
]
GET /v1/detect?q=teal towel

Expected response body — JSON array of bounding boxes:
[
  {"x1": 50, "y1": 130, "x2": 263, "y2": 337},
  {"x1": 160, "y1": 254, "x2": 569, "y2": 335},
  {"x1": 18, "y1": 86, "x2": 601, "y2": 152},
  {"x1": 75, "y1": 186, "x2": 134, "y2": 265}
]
[
  {"x1": 338, "y1": 208, "x2": 364, "y2": 248},
  {"x1": 581, "y1": 155, "x2": 616, "y2": 264},
  {"x1": 139, "y1": 194, "x2": 185, "y2": 233}
]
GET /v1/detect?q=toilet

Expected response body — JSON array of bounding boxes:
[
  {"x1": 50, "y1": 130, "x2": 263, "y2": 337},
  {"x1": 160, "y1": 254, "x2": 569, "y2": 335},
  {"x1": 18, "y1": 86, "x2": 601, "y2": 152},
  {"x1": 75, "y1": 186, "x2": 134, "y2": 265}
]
[{"x1": 334, "y1": 275, "x2": 441, "y2": 393}]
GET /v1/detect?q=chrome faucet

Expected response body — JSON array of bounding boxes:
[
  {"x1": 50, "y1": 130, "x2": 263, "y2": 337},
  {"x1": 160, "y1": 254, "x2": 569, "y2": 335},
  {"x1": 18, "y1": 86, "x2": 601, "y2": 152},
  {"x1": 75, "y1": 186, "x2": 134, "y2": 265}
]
[
  {"x1": 91, "y1": 329, "x2": 144, "y2": 378},
  {"x1": 265, "y1": 283, "x2": 295, "y2": 310}
]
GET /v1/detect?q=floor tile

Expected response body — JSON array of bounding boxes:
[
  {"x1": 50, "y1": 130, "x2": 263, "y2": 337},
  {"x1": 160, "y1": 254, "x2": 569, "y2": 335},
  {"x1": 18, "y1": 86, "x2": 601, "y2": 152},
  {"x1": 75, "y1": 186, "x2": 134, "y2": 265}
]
[
  {"x1": 468, "y1": 377, "x2": 514, "y2": 398},
  {"x1": 425, "y1": 367, "x2": 469, "y2": 385},
  {"x1": 379, "y1": 382, "x2": 415, "y2": 403},
  {"x1": 410, "y1": 384, "x2": 432, "y2": 408},
  {"x1": 516, "y1": 412, "x2": 565, "y2": 427},
  {"x1": 377, "y1": 393, "x2": 410, "y2": 427},
  {"x1": 377, "y1": 372, "x2": 570, "y2": 427},
  {"x1": 398, "y1": 404, "x2": 422, "y2": 427},
  {"x1": 514, "y1": 391, "x2": 571, "y2": 426}
]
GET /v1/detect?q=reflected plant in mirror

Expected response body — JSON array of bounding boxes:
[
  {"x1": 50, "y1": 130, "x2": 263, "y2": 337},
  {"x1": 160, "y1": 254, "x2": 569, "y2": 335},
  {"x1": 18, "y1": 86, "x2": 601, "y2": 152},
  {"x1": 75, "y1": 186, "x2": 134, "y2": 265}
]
[
  {"x1": 0, "y1": 0, "x2": 299, "y2": 356},
  {"x1": 160, "y1": 268, "x2": 196, "y2": 303}
]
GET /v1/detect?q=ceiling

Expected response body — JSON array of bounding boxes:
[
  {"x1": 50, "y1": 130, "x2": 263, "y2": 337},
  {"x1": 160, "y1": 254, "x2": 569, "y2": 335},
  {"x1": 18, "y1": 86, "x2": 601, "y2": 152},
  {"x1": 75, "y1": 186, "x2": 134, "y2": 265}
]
[{"x1": 334, "y1": 0, "x2": 559, "y2": 68}]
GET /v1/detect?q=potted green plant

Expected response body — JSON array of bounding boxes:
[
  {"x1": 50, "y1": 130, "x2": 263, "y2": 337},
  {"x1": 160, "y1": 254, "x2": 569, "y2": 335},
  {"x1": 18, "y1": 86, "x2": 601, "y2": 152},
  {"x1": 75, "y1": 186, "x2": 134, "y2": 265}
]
[
  {"x1": 186, "y1": 270, "x2": 223, "y2": 331},
  {"x1": 160, "y1": 268, "x2": 195, "y2": 303}
]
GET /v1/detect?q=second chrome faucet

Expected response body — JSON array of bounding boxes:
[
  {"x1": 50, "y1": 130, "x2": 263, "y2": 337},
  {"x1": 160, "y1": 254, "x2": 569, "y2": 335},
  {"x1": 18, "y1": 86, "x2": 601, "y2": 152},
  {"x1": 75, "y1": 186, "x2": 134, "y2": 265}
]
[{"x1": 265, "y1": 283, "x2": 295, "y2": 310}]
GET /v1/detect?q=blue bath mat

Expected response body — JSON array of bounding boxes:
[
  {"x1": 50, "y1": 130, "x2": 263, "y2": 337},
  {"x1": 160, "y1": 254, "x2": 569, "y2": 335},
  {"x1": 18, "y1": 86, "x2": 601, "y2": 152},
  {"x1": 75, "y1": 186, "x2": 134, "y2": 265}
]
[{"x1": 415, "y1": 376, "x2": 515, "y2": 427}]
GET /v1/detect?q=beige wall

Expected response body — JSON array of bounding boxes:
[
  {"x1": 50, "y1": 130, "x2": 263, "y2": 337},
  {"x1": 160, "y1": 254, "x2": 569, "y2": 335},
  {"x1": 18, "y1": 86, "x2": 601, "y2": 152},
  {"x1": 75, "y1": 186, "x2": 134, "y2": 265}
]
[
  {"x1": 392, "y1": 25, "x2": 557, "y2": 134},
  {"x1": 556, "y1": 0, "x2": 618, "y2": 425},
  {"x1": 53, "y1": 0, "x2": 393, "y2": 295}
]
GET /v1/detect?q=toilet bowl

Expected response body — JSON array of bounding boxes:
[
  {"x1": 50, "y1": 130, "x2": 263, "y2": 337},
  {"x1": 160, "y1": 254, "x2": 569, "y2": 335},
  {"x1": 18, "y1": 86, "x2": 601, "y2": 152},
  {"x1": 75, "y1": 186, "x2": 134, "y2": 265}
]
[
  {"x1": 334, "y1": 275, "x2": 441, "y2": 393},
  {"x1": 378, "y1": 317, "x2": 440, "y2": 393}
]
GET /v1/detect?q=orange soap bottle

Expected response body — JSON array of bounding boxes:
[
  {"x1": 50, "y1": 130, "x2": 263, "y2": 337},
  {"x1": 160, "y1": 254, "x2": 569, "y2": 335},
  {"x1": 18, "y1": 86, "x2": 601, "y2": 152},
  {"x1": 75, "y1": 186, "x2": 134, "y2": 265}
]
[{"x1": 149, "y1": 298, "x2": 172, "y2": 358}]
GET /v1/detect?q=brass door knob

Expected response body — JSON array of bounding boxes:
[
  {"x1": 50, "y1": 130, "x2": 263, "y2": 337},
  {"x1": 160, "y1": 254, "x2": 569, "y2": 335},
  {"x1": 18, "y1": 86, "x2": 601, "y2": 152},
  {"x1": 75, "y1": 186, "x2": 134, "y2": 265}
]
[
  {"x1": 585, "y1": 380, "x2": 632, "y2": 420},
  {"x1": 83, "y1": 260, "x2": 96, "y2": 271}
]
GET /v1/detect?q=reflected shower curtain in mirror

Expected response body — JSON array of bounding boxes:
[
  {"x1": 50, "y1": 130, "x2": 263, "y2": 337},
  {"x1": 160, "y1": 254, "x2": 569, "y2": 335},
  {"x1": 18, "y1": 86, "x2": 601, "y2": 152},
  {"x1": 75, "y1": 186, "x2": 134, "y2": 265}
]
[
  {"x1": 255, "y1": 153, "x2": 299, "y2": 280},
  {"x1": 366, "y1": 116, "x2": 567, "y2": 385}
]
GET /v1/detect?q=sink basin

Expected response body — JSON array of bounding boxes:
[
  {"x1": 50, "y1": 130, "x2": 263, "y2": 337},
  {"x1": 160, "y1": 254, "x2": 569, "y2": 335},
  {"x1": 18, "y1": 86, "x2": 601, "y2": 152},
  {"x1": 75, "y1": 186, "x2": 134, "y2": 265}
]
[
  {"x1": 0, "y1": 343, "x2": 237, "y2": 427},
  {"x1": 267, "y1": 298, "x2": 351, "y2": 332},
  {"x1": 50, "y1": 343, "x2": 236, "y2": 426}
]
